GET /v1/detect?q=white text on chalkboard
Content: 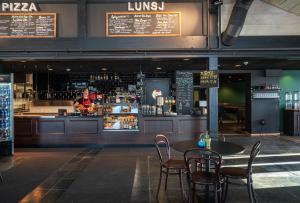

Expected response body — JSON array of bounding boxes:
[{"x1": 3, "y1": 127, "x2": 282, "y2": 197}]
[
  {"x1": 128, "y1": 1, "x2": 164, "y2": 11},
  {"x1": 1, "y1": 2, "x2": 38, "y2": 12}
]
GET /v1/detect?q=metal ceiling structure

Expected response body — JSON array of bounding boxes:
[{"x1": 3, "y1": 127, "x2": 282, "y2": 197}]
[{"x1": 262, "y1": 0, "x2": 300, "y2": 16}]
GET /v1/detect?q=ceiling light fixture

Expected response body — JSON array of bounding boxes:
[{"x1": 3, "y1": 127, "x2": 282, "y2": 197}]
[
  {"x1": 183, "y1": 58, "x2": 190, "y2": 61},
  {"x1": 48, "y1": 68, "x2": 53, "y2": 71},
  {"x1": 101, "y1": 67, "x2": 107, "y2": 71},
  {"x1": 156, "y1": 67, "x2": 162, "y2": 70},
  {"x1": 66, "y1": 68, "x2": 71, "y2": 72},
  {"x1": 235, "y1": 64, "x2": 241, "y2": 67}
]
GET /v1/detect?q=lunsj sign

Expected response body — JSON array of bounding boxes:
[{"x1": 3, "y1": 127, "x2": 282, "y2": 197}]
[
  {"x1": 128, "y1": 1, "x2": 165, "y2": 11},
  {"x1": 1, "y1": 2, "x2": 38, "y2": 12}
]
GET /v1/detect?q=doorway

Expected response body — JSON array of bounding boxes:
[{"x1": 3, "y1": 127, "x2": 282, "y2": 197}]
[{"x1": 219, "y1": 73, "x2": 248, "y2": 135}]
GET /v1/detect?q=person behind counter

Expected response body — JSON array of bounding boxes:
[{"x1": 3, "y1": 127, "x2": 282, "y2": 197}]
[{"x1": 74, "y1": 88, "x2": 95, "y2": 113}]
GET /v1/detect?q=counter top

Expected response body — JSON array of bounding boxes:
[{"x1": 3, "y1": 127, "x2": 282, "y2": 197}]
[{"x1": 15, "y1": 114, "x2": 207, "y2": 119}]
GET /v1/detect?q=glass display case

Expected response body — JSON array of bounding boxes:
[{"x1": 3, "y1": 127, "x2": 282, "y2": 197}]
[
  {"x1": 293, "y1": 91, "x2": 300, "y2": 110},
  {"x1": 0, "y1": 74, "x2": 14, "y2": 155},
  {"x1": 285, "y1": 92, "x2": 293, "y2": 109},
  {"x1": 103, "y1": 103, "x2": 139, "y2": 131}
]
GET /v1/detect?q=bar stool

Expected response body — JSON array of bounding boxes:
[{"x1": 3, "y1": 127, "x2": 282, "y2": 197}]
[
  {"x1": 221, "y1": 141, "x2": 261, "y2": 203},
  {"x1": 154, "y1": 134, "x2": 186, "y2": 200}
]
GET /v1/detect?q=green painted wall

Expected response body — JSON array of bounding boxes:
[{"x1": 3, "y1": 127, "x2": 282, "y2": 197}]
[
  {"x1": 219, "y1": 82, "x2": 246, "y2": 106},
  {"x1": 279, "y1": 70, "x2": 300, "y2": 130}
]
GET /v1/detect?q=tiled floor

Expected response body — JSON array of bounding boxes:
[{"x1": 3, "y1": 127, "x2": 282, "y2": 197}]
[{"x1": 1, "y1": 135, "x2": 300, "y2": 203}]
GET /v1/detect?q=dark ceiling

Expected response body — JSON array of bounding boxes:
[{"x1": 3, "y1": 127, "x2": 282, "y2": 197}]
[{"x1": 1, "y1": 57, "x2": 300, "y2": 73}]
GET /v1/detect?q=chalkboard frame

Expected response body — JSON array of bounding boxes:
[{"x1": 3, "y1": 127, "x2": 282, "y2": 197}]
[
  {"x1": 0, "y1": 12, "x2": 57, "y2": 39},
  {"x1": 106, "y1": 11, "x2": 182, "y2": 37}
]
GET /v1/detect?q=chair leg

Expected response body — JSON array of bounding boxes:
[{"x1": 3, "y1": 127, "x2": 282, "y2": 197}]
[
  {"x1": 250, "y1": 176, "x2": 257, "y2": 203},
  {"x1": 156, "y1": 167, "x2": 162, "y2": 200},
  {"x1": 188, "y1": 183, "x2": 192, "y2": 203},
  {"x1": 247, "y1": 177, "x2": 254, "y2": 203},
  {"x1": 222, "y1": 177, "x2": 229, "y2": 202},
  {"x1": 178, "y1": 169, "x2": 185, "y2": 200},
  {"x1": 217, "y1": 184, "x2": 222, "y2": 203},
  {"x1": 192, "y1": 183, "x2": 196, "y2": 203},
  {"x1": 0, "y1": 173, "x2": 3, "y2": 183},
  {"x1": 164, "y1": 168, "x2": 169, "y2": 191},
  {"x1": 214, "y1": 184, "x2": 218, "y2": 203}
]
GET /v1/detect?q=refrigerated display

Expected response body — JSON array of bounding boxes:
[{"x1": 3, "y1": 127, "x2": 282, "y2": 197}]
[
  {"x1": 103, "y1": 103, "x2": 139, "y2": 131},
  {"x1": 0, "y1": 74, "x2": 14, "y2": 155}
]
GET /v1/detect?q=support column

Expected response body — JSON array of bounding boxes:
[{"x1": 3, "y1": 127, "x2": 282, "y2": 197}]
[{"x1": 208, "y1": 57, "x2": 219, "y2": 138}]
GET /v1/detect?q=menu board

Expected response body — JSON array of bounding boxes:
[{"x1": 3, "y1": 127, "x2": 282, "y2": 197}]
[
  {"x1": 0, "y1": 13, "x2": 56, "y2": 38},
  {"x1": 106, "y1": 12, "x2": 181, "y2": 37},
  {"x1": 199, "y1": 71, "x2": 219, "y2": 88},
  {"x1": 176, "y1": 71, "x2": 193, "y2": 115}
]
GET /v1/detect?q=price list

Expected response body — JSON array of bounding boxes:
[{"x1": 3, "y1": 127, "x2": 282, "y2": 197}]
[
  {"x1": 106, "y1": 12, "x2": 181, "y2": 37},
  {"x1": 0, "y1": 13, "x2": 56, "y2": 38},
  {"x1": 176, "y1": 71, "x2": 193, "y2": 115}
]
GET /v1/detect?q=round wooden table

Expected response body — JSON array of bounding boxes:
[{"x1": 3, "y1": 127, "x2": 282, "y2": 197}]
[
  {"x1": 172, "y1": 139, "x2": 245, "y2": 201},
  {"x1": 172, "y1": 140, "x2": 245, "y2": 156}
]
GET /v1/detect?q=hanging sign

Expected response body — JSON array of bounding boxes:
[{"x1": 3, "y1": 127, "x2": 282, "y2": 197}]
[
  {"x1": 199, "y1": 70, "x2": 219, "y2": 88},
  {"x1": 106, "y1": 11, "x2": 181, "y2": 37},
  {"x1": 0, "y1": 13, "x2": 56, "y2": 38}
]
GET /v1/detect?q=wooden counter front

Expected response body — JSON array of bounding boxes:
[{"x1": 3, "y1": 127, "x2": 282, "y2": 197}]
[{"x1": 14, "y1": 115, "x2": 207, "y2": 146}]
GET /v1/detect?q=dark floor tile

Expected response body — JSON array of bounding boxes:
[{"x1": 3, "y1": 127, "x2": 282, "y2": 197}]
[
  {"x1": 53, "y1": 179, "x2": 75, "y2": 190},
  {"x1": 41, "y1": 189, "x2": 65, "y2": 203}
]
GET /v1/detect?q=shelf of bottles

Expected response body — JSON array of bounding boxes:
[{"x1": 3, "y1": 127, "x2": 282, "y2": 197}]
[
  {"x1": 103, "y1": 103, "x2": 139, "y2": 131},
  {"x1": 251, "y1": 85, "x2": 280, "y2": 99},
  {"x1": 0, "y1": 84, "x2": 12, "y2": 142}
]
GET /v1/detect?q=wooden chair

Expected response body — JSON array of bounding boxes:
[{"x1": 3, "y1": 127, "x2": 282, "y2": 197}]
[
  {"x1": 184, "y1": 148, "x2": 223, "y2": 203},
  {"x1": 0, "y1": 172, "x2": 3, "y2": 183},
  {"x1": 221, "y1": 141, "x2": 261, "y2": 203},
  {"x1": 154, "y1": 134, "x2": 186, "y2": 200}
]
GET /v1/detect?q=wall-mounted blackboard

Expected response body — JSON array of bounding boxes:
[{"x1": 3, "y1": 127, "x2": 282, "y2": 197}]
[
  {"x1": 176, "y1": 71, "x2": 193, "y2": 115},
  {"x1": 0, "y1": 13, "x2": 56, "y2": 38},
  {"x1": 199, "y1": 70, "x2": 219, "y2": 88},
  {"x1": 106, "y1": 12, "x2": 181, "y2": 37}
]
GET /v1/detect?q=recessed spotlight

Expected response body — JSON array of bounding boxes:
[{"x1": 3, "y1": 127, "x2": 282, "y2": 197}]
[
  {"x1": 156, "y1": 67, "x2": 162, "y2": 70},
  {"x1": 183, "y1": 58, "x2": 190, "y2": 61},
  {"x1": 235, "y1": 64, "x2": 241, "y2": 67},
  {"x1": 48, "y1": 68, "x2": 53, "y2": 71},
  {"x1": 66, "y1": 68, "x2": 71, "y2": 72},
  {"x1": 243, "y1": 61, "x2": 249, "y2": 65},
  {"x1": 20, "y1": 60, "x2": 27, "y2": 63},
  {"x1": 101, "y1": 68, "x2": 107, "y2": 71}
]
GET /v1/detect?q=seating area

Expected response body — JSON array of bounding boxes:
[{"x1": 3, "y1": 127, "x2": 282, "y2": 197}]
[
  {"x1": 0, "y1": 135, "x2": 300, "y2": 202},
  {"x1": 154, "y1": 134, "x2": 261, "y2": 203}
]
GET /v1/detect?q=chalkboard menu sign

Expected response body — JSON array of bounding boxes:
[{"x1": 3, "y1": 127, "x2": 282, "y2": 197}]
[
  {"x1": 106, "y1": 12, "x2": 181, "y2": 37},
  {"x1": 0, "y1": 13, "x2": 56, "y2": 38},
  {"x1": 199, "y1": 71, "x2": 219, "y2": 88},
  {"x1": 176, "y1": 71, "x2": 193, "y2": 115}
]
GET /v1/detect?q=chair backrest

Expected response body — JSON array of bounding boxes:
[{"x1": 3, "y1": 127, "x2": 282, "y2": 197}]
[
  {"x1": 247, "y1": 141, "x2": 261, "y2": 173},
  {"x1": 154, "y1": 134, "x2": 171, "y2": 164},
  {"x1": 184, "y1": 148, "x2": 222, "y2": 182}
]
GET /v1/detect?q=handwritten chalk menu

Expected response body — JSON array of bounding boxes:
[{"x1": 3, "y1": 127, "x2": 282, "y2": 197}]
[
  {"x1": 0, "y1": 13, "x2": 56, "y2": 38},
  {"x1": 106, "y1": 12, "x2": 181, "y2": 37},
  {"x1": 176, "y1": 71, "x2": 193, "y2": 115},
  {"x1": 199, "y1": 71, "x2": 219, "y2": 88}
]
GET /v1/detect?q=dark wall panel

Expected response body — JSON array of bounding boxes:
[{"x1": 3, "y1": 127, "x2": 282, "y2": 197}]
[{"x1": 40, "y1": 4, "x2": 78, "y2": 37}]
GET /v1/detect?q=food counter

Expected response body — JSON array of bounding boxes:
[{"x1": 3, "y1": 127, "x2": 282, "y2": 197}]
[{"x1": 14, "y1": 114, "x2": 207, "y2": 146}]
